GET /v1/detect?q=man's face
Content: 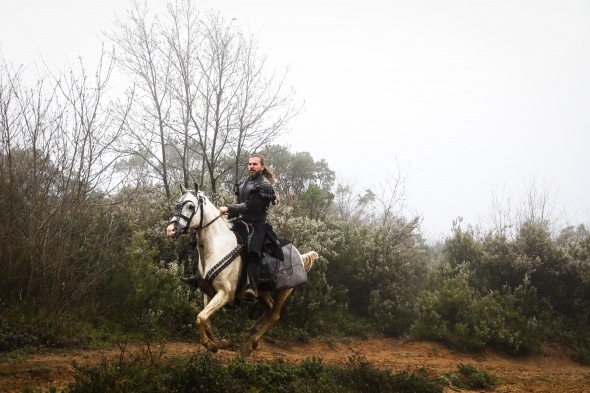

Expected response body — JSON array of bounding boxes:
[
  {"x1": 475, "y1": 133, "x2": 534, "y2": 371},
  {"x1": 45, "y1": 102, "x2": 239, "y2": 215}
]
[{"x1": 248, "y1": 157, "x2": 264, "y2": 178}]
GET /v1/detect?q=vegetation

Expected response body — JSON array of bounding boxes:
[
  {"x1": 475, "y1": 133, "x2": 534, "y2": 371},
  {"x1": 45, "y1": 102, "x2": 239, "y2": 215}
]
[
  {"x1": 1, "y1": 2, "x2": 590, "y2": 389},
  {"x1": 62, "y1": 348, "x2": 444, "y2": 393},
  {"x1": 439, "y1": 363, "x2": 497, "y2": 390}
]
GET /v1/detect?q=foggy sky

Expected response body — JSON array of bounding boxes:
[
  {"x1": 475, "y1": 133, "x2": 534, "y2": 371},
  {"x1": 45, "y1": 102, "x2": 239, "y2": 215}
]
[{"x1": 1, "y1": 0, "x2": 589, "y2": 238}]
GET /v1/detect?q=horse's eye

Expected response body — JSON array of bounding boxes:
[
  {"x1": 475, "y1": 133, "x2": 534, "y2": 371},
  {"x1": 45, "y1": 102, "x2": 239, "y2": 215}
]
[{"x1": 188, "y1": 204, "x2": 195, "y2": 210}]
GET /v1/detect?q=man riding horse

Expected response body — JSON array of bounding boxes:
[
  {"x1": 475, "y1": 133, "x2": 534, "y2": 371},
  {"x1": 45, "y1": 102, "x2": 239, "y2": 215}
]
[{"x1": 181, "y1": 154, "x2": 283, "y2": 299}]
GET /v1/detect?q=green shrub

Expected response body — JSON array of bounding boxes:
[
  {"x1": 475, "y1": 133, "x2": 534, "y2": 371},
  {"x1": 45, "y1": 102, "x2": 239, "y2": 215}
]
[
  {"x1": 456, "y1": 363, "x2": 496, "y2": 389},
  {"x1": 572, "y1": 344, "x2": 590, "y2": 366},
  {"x1": 66, "y1": 347, "x2": 443, "y2": 393},
  {"x1": 0, "y1": 317, "x2": 36, "y2": 352},
  {"x1": 413, "y1": 267, "x2": 542, "y2": 354},
  {"x1": 439, "y1": 364, "x2": 496, "y2": 391}
]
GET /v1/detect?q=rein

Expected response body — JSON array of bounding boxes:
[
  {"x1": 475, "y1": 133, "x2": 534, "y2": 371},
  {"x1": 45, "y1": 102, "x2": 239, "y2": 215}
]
[
  {"x1": 201, "y1": 211, "x2": 225, "y2": 230},
  {"x1": 193, "y1": 193, "x2": 224, "y2": 248}
]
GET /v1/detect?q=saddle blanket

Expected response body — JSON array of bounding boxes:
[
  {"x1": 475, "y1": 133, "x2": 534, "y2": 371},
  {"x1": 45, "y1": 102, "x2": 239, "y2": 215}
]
[{"x1": 260, "y1": 243, "x2": 307, "y2": 291}]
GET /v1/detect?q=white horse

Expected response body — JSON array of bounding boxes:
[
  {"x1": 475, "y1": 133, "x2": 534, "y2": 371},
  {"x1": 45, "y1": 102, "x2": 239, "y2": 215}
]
[{"x1": 166, "y1": 185, "x2": 318, "y2": 357}]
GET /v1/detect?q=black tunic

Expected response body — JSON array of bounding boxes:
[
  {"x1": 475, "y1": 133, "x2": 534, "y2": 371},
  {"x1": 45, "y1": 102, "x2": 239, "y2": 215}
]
[{"x1": 227, "y1": 174, "x2": 283, "y2": 261}]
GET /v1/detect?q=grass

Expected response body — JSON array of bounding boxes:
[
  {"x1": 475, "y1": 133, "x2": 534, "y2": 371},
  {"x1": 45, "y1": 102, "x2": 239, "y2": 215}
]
[
  {"x1": 438, "y1": 363, "x2": 497, "y2": 391},
  {"x1": 63, "y1": 348, "x2": 444, "y2": 393}
]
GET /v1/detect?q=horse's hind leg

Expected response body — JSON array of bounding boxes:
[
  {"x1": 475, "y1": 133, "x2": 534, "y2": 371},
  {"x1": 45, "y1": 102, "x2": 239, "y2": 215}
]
[
  {"x1": 241, "y1": 289, "x2": 292, "y2": 358},
  {"x1": 242, "y1": 292, "x2": 274, "y2": 351}
]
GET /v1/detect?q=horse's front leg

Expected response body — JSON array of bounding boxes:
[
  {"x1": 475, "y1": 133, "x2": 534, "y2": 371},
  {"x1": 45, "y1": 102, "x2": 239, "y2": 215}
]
[
  {"x1": 200, "y1": 295, "x2": 225, "y2": 347},
  {"x1": 200, "y1": 295, "x2": 216, "y2": 344},
  {"x1": 202, "y1": 318, "x2": 234, "y2": 350},
  {"x1": 196, "y1": 291, "x2": 231, "y2": 353}
]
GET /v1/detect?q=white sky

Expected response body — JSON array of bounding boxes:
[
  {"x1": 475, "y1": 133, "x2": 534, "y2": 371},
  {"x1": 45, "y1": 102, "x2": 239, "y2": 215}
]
[{"x1": 1, "y1": 0, "x2": 589, "y2": 238}]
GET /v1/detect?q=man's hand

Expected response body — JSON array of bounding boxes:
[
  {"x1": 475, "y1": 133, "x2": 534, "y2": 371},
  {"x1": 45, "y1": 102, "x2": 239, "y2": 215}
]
[{"x1": 219, "y1": 206, "x2": 229, "y2": 214}]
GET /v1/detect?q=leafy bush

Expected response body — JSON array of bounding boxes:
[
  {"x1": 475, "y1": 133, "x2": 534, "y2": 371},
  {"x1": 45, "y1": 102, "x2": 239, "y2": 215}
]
[
  {"x1": 0, "y1": 317, "x2": 36, "y2": 352},
  {"x1": 439, "y1": 363, "x2": 496, "y2": 390},
  {"x1": 413, "y1": 267, "x2": 542, "y2": 353},
  {"x1": 89, "y1": 220, "x2": 200, "y2": 340},
  {"x1": 572, "y1": 343, "x2": 590, "y2": 366},
  {"x1": 270, "y1": 206, "x2": 340, "y2": 332},
  {"x1": 322, "y1": 218, "x2": 427, "y2": 336},
  {"x1": 456, "y1": 363, "x2": 496, "y2": 389},
  {"x1": 66, "y1": 348, "x2": 443, "y2": 393},
  {"x1": 414, "y1": 219, "x2": 590, "y2": 356}
]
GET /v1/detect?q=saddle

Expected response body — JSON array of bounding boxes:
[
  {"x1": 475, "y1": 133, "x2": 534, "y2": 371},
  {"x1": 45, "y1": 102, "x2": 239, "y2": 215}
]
[
  {"x1": 231, "y1": 220, "x2": 278, "y2": 283},
  {"x1": 230, "y1": 220, "x2": 305, "y2": 292},
  {"x1": 186, "y1": 220, "x2": 307, "y2": 300},
  {"x1": 230, "y1": 219, "x2": 250, "y2": 247}
]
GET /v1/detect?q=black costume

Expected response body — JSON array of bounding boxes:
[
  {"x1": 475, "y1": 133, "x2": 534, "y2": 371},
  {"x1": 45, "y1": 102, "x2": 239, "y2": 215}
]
[{"x1": 227, "y1": 173, "x2": 283, "y2": 289}]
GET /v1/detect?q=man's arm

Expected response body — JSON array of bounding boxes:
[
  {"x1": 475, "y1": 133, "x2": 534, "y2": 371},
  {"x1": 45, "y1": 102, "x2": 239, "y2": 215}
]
[{"x1": 225, "y1": 190, "x2": 267, "y2": 215}]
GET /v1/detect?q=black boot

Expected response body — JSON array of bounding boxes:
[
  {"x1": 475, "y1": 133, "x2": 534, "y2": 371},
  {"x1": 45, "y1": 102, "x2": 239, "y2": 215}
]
[
  {"x1": 242, "y1": 258, "x2": 260, "y2": 300},
  {"x1": 242, "y1": 284, "x2": 257, "y2": 300},
  {"x1": 179, "y1": 275, "x2": 200, "y2": 287}
]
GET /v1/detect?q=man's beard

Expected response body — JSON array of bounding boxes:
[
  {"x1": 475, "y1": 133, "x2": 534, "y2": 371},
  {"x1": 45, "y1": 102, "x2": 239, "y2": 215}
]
[{"x1": 249, "y1": 170, "x2": 262, "y2": 179}]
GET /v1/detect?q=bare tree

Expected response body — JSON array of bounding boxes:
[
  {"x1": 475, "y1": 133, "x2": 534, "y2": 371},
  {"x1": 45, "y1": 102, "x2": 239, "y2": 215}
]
[
  {"x1": 189, "y1": 11, "x2": 241, "y2": 193},
  {"x1": 373, "y1": 163, "x2": 411, "y2": 227},
  {"x1": 333, "y1": 176, "x2": 375, "y2": 224},
  {"x1": 110, "y1": 0, "x2": 175, "y2": 198},
  {"x1": 231, "y1": 31, "x2": 301, "y2": 185},
  {"x1": 0, "y1": 57, "x2": 60, "y2": 300},
  {"x1": 517, "y1": 178, "x2": 558, "y2": 229},
  {"x1": 487, "y1": 178, "x2": 561, "y2": 238},
  {"x1": 0, "y1": 50, "x2": 127, "y2": 308},
  {"x1": 110, "y1": 1, "x2": 300, "y2": 196},
  {"x1": 163, "y1": 0, "x2": 203, "y2": 188}
]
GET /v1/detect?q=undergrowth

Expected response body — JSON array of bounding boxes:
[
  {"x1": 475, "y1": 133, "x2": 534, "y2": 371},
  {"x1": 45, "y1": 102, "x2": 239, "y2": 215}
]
[
  {"x1": 61, "y1": 349, "x2": 444, "y2": 393},
  {"x1": 438, "y1": 363, "x2": 497, "y2": 390}
]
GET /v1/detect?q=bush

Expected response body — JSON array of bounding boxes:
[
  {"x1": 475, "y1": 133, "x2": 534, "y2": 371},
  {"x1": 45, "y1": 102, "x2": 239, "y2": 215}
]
[
  {"x1": 92, "y1": 226, "x2": 199, "y2": 339},
  {"x1": 66, "y1": 348, "x2": 443, "y2": 393},
  {"x1": 413, "y1": 267, "x2": 542, "y2": 353},
  {"x1": 0, "y1": 316, "x2": 36, "y2": 352},
  {"x1": 456, "y1": 363, "x2": 496, "y2": 390},
  {"x1": 572, "y1": 343, "x2": 590, "y2": 366},
  {"x1": 439, "y1": 364, "x2": 496, "y2": 390}
]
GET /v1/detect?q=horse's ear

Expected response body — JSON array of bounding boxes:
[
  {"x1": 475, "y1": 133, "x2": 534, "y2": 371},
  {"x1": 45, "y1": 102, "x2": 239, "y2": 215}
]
[
  {"x1": 180, "y1": 184, "x2": 187, "y2": 193},
  {"x1": 194, "y1": 182, "x2": 199, "y2": 193}
]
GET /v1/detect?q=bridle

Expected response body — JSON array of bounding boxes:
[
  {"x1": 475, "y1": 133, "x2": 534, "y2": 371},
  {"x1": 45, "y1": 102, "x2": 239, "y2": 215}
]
[
  {"x1": 169, "y1": 189, "x2": 245, "y2": 286},
  {"x1": 169, "y1": 191, "x2": 225, "y2": 239}
]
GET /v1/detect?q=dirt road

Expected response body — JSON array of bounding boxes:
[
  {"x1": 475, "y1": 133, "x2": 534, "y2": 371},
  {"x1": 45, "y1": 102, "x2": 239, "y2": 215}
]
[{"x1": 2, "y1": 338, "x2": 589, "y2": 392}]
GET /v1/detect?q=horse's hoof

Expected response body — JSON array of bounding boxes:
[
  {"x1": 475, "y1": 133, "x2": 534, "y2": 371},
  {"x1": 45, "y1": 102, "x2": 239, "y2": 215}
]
[
  {"x1": 206, "y1": 342, "x2": 219, "y2": 353},
  {"x1": 218, "y1": 339, "x2": 233, "y2": 349},
  {"x1": 252, "y1": 341, "x2": 259, "y2": 350},
  {"x1": 240, "y1": 344, "x2": 254, "y2": 358}
]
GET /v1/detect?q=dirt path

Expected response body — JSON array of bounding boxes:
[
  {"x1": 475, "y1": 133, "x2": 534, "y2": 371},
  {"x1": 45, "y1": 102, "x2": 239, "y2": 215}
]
[{"x1": 2, "y1": 338, "x2": 590, "y2": 392}]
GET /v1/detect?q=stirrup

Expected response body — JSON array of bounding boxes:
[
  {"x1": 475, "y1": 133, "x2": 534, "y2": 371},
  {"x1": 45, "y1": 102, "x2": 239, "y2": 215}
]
[{"x1": 242, "y1": 286, "x2": 257, "y2": 301}]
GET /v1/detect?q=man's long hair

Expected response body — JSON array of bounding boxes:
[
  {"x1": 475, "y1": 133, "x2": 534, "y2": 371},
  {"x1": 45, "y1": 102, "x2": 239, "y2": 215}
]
[{"x1": 250, "y1": 153, "x2": 276, "y2": 184}]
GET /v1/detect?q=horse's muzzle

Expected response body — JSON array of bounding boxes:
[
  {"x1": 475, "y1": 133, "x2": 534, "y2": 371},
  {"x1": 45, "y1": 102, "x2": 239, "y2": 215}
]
[{"x1": 167, "y1": 223, "x2": 179, "y2": 240}]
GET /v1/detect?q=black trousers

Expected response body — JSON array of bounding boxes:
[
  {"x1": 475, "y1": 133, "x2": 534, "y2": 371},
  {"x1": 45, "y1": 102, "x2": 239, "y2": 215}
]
[{"x1": 247, "y1": 252, "x2": 261, "y2": 288}]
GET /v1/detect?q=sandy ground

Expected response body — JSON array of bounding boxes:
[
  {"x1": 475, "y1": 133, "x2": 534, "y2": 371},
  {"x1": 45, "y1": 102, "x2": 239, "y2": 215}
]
[{"x1": 1, "y1": 337, "x2": 590, "y2": 392}]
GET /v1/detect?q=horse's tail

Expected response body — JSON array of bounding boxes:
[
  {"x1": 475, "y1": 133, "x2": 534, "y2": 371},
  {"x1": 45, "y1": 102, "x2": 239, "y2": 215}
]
[{"x1": 301, "y1": 251, "x2": 319, "y2": 272}]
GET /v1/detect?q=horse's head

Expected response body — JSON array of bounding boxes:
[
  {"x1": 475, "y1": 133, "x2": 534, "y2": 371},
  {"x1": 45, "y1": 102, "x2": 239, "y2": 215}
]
[{"x1": 166, "y1": 184, "x2": 203, "y2": 241}]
